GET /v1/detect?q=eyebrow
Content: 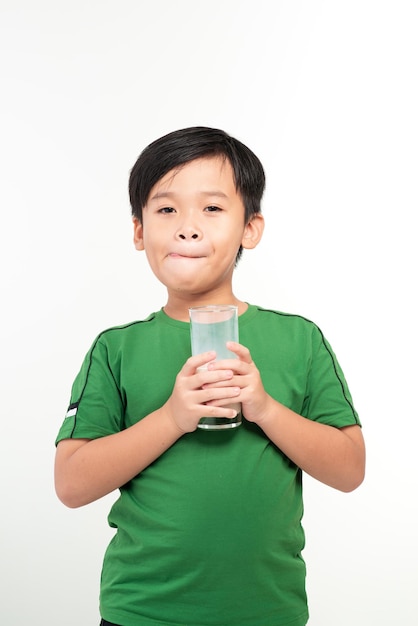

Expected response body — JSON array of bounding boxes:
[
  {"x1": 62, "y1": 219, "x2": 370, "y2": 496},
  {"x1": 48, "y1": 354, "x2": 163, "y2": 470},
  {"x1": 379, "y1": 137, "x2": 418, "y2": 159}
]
[{"x1": 149, "y1": 190, "x2": 229, "y2": 201}]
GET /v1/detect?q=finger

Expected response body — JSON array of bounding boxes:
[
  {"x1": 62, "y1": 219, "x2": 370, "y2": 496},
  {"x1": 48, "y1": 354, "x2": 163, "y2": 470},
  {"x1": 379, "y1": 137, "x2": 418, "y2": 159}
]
[
  {"x1": 226, "y1": 341, "x2": 253, "y2": 364},
  {"x1": 182, "y1": 351, "x2": 216, "y2": 375},
  {"x1": 201, "y1": 377, "x2": 236, "y2": 390},
  {"x1": 197, "y1": 368, "x2": 234, "y2": 387},
  {"x1": 197, "y1": 386, "x2": 241, "y2": 405},
  {"x1": 195, "y1": 402, "x2": 238, "y2": 419},
  {"x1": 207, "y1": 358, "x2": 247, "y2": 375}
]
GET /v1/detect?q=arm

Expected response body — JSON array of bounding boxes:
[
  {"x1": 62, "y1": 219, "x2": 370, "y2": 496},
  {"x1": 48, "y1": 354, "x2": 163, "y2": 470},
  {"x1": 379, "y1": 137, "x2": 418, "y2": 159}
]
[
  {"x1": 253, "y1": 400, "x2": 364, "y2": 492},
  {"x1": 206, "y1": 342, "x2": 365, "y2": 492},
  {"x1": 55, "y1": 350, "x2": 241, "y2": 508},
  {"x1": 55, "y1": 409, "x2": 184, "y2": 509}
]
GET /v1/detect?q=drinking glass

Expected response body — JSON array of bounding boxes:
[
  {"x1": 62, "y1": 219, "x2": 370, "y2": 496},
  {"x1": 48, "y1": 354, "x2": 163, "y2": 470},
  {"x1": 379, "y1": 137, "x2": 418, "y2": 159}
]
[{"x1": 189, "y1": 305, "x2": 241, "y2": 430}]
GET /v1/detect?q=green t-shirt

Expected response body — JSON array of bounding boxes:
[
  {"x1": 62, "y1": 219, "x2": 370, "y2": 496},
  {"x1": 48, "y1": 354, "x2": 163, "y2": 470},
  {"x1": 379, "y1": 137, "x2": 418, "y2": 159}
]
[{"x1": 56, "y1": 305, "x2": 360, "y2": 626}]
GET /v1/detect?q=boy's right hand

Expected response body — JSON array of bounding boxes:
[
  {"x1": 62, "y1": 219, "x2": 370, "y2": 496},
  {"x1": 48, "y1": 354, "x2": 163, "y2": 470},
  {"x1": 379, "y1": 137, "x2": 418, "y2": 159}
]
[{"x1": 163, "y1": 351, "x2": 241, "y2": 433}]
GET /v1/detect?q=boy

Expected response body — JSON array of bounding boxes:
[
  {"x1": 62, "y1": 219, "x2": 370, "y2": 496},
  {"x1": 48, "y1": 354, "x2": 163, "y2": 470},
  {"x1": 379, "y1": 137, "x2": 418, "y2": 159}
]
[{"x1": 55, "y1": 126, "x2": 365, "y2": 626}]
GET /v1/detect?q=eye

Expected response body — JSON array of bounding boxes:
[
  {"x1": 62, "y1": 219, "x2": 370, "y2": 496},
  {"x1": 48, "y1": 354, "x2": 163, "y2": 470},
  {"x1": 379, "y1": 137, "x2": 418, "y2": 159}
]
[
  {"x1": 204, "y1": 205, "x2": 222, "y2": 212},
  {"x1": 158, "y1": 206, "x2": 176, "y2": 214}
]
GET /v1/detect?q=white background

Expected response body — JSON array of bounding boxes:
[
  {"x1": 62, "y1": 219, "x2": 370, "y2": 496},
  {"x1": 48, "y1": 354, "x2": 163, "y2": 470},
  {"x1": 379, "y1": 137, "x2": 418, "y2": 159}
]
[{"x1": 1, "y1": 1, "x2": 417, "y2": 624}]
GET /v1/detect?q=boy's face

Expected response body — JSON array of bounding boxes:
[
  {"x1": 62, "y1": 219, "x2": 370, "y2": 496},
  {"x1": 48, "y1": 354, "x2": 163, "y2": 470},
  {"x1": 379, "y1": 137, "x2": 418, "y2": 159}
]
[{"x1": 133, "y1": 156, "x2": 263, "y2": 301}]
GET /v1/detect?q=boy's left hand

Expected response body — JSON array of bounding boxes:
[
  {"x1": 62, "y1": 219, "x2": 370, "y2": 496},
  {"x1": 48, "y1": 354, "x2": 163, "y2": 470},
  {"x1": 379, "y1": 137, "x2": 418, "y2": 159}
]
[{"x1": 204, "y1": 341, "x2": 273, "y2": 424}]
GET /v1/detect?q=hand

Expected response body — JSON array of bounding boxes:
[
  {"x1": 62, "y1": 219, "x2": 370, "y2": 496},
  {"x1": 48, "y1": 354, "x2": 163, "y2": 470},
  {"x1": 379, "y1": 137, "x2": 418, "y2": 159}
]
[
  {"x1": 204, "y1": 342, "x2": 273, "y2": 425},
  {"x1": 163, "y1": 351, "x2": 241, "y2": 433}
]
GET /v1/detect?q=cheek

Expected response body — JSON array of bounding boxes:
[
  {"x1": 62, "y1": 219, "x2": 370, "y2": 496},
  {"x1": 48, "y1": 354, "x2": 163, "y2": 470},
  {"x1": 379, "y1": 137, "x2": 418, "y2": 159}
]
[
  {"x1": 216, "y1": 228, "x2": 245, "y2": 252},
  {"x1": 141, "y1": 230, "x2": 159, "y2": 251}
]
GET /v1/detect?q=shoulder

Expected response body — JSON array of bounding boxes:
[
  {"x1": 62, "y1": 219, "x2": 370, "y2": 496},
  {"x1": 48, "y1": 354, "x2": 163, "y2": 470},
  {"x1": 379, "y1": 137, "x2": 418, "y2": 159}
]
[
  {"x1": 251, "y1": 304, "x2": 320, "y2": 331},
  {"x1": 87, "y1": 311, "x2": 160, "y2": 354},
  {"x1": 245, "y1": 304, "x2": 328, "y2": 351}
]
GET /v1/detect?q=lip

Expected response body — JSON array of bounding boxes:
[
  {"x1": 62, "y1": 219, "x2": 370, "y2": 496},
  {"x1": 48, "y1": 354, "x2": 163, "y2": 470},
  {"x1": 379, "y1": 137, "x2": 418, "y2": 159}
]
[{"x1": 168, "y1": 252, "x2": 206, "y2": 259}]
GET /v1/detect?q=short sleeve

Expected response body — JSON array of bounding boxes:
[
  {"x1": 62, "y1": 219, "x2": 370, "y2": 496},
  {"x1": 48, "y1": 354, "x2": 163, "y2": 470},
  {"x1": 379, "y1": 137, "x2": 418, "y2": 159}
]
[
  {"x1": 55, "y1": 335, "x2": 124, "y2": 444},
  {"x1": 302, "y1": 324, "x2": 361, "y2": 428}
]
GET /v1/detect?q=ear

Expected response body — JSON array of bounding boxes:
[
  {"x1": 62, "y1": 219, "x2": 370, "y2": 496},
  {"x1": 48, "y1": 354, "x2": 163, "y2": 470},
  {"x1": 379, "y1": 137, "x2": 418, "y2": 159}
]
[
  {"x1": 241, "y1": 213, "x2": 264, "y2": 250},
  {"x1": 133, "y1": 217, "x2": 145, "y2": 251}
]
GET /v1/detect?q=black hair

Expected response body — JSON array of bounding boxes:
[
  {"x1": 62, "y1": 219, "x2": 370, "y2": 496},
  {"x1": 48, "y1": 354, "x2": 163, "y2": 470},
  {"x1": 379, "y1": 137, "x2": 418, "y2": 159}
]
[{"x1": 128, "y1": 126, "x2": 266, "y2": 261}]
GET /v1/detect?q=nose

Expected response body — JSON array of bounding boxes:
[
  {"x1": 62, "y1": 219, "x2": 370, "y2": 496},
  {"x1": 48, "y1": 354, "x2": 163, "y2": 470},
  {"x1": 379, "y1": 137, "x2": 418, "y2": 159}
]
[
  {"x1": 175, "y1": 221, "x2": 202, "y2": 241},
  {"x1": 178, "y1": 231, "x2": 200, "y2": 240}
]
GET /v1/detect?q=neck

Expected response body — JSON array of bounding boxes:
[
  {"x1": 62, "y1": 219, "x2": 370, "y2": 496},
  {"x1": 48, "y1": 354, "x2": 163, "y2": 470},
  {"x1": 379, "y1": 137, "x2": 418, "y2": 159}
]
[{"x1": 163, "y1": 290, "x2": 247, "y2": 322}]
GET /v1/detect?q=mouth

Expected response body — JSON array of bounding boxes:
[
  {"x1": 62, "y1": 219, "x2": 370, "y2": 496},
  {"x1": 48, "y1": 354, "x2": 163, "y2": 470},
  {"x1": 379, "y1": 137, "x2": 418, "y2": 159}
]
[{"x1": 168, "y1": 253, "x2": 205, "y2": 259}]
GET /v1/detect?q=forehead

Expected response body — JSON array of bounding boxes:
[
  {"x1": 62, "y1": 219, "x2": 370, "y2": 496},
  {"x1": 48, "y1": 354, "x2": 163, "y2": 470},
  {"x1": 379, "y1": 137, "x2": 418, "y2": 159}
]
[{"x1": 148, "y1": 156, "x2": 236, "y2": 200}]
